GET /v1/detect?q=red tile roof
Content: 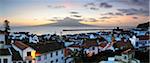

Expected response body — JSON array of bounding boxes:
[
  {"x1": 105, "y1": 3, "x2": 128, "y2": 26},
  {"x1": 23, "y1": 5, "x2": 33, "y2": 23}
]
[
  {"x1": 99, "y1": 42, "x2": 107, "y2": 48},
  {"x1": 13, "y1": 41, "x2": 29, "y2": 50},
  {"x1": 137, "y1": 35, "x2": 149, "y2": 40},
  {"x1": 82, "y1": 39, "x2": 98, "y2": 48}
]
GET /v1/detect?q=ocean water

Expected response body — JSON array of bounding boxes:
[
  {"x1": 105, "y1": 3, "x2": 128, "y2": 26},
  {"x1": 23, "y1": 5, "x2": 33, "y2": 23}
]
[{"x1": 0, "y1": 26, "x2": 134, "y2": 35}]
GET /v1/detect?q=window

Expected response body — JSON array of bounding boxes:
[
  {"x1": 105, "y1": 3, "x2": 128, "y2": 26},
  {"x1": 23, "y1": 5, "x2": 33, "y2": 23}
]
[
  {"x1": 50, "y1": 53, "x2": 53, "y2": 57},
  {"x1": 29, "y1": 61, "x2": 32, "y2": 63},
  {"x1": 92, "y1": 47, "x2": 95, "y2": 50},
  {"x1": 3, "y1": 59, "x2": 8, "y2": 63},
  {"x1": 61, "y1": 50, "x2": 63, "y2": 54},
  {"x1": 44, "y1": 54, "x2": 47, "y2": 60},
  {"x1": 37, "y1": 56, "x2": 41, "y2": 61},
  {"x1": 18, "y1": 62, "x2": 21, "y2": 63},
  {"x1": 124, "y1": 56, "x2": 127, "y2": 59},
  {"x1": 61, "y1": 57, "x2": 64, "y2": 60},
  {"x1": 0, "y1": 59, "x2": 2, "y2": 63},
  {"x1": 27, "y1": 52, "x2": 31, "y2": 56},
  {"x1": 56, "y1": 51, "x2": 58, "y2": 56},
  {"x1": 23, "y1": 61, "x2": 26, "y2": 63},
  {"x1": 13, "y1": 62, "x2": 16, "y2": 63},
  {"x1": 56, "y1": 59, "x2": 58, "y2": 62},
  {"x1": 50, "y1": 60, "x2": 53, "y2": 63}
]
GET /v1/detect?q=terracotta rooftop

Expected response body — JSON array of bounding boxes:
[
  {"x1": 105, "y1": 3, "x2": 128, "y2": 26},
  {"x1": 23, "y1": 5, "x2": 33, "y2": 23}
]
[
  {"x1": 137, "y1": 35, "x2": 149, "y2": 40},
  {"x1": 99, "y1": 42, "x2": 107, "y2": 48},
  {"x1": 13, "y1": 41, "x2": 29, "y2": 50},
  {"x1": 28, "y1": 42, "x2": 65, "y2": 54},
  {"x1": 82, "y1": 39, "x2": 98, "y2": 48},
  {"x1": 114, "y1": 40, "x2": 134, "y2": 50}
]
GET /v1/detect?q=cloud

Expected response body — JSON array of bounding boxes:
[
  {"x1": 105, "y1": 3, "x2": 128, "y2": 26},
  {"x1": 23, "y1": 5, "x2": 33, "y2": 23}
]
[
  {"x1": 84, "y1": 2, "x2": 99, "y2": 11},
  {"x1": 90, "y1": 7, "x2": 99, "y2": 10},
  {"x1": 99, "y1": 2, "x2": 112, "y2": 8},
  {"x1": 110, "y1": 0, "x2": 149, "y2": 12},
  {"x1": 71, "y1": 15, "x2": 82, "y2": 18},
  {"x1": 100, "y1": 16, "x2": 113, "y2": 19},
  {"x1": 47, "y1": 5, "x2": 65, "y2": 9},
  {"x1": 107, "y1": 12, "x2": 114, "y2": 15},
  {"x1": 126, "y1": 13, "x2": 136, "y2": 15},
  {"x1": 101, "y1": 12, "x2": 124, "y2": 16},
  {"x1": 132, "y1": 16, "x2": 138, "y2": 19},
  {"x1": 117, "y1": 8, "x2": 149, "y2": 16},
  {"x1": 115, "y1": 12, "x2": 124, "y2": 16},
  {"x1": 101, "y1": 12, "x2": 114, "y2": 15},
  {"x1": 84, "y1": 2, "x2": 96, "y2": 7},
  {"x1": 70, "y1": 11, "x2": 79, "y2": 14},
  {"x1": 84, "y1": 2, "x2": 112, "y2": 11},
  {"x1": 118, "y1": 0, "x2": 149, "y2": 8},
  {"x1": 48, "y1": 19, "x2": 57, "y2": 21},
  {"x1": 83, "y1": 18, "x2": 98, "y2": 22}
]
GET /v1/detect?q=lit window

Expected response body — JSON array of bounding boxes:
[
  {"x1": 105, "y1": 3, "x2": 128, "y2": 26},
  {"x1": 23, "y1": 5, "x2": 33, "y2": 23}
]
[{"x1": 27, "y1": 52, "x2": 31, "y2": 56}]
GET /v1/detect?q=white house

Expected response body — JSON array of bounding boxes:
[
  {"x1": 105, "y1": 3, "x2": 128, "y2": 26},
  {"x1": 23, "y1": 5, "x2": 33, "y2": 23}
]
[
  {"x1": 129, "y1": 35, "x2": 150, "y2": 48},
  {"x1": 29, "y1": 35, "x2": 39, "y2": 43},
  {"x1": 99, "y1": 49, "x2": 140, "y2": 63},
  {"x1": 0, "y1": 48, "x2": 12, "y2": 63},
  {"x1": 131, "y1": 28, "x2": 147, "y2": 36},
  {"x1": 27, "y1": 42, "x2": 65, "y2": 63},
  {"x1": 12, "y1": 41, "x2": 36, "y2": 63},
  {"x1": 0, "y1": 31, "x2": 5, "y2": 42},
  {"x1": 0, "y1": 31, "x2": 5, "y2": 48},
  {"x1": 11, "y1": 40, "x2": 66, "y2": 63}
]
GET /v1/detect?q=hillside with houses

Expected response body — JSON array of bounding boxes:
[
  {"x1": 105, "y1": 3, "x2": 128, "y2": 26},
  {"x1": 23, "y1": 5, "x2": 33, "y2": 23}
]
[{"x1": 0, "y1": 21, "x2": 149, "y2": 63}]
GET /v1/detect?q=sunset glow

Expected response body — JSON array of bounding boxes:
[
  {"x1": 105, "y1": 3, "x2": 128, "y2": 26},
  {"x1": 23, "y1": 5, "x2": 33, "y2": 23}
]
[{"x1": 0, "y1": 0, "x2": 149, "y2": 26}]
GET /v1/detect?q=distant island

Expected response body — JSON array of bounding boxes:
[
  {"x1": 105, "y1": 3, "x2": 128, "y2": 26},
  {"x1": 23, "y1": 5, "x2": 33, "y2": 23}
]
[
  {"x1": 35, "y1": 17, "x2": 99, "y2": 27},
  {"x1": 137, "y1": 22, "x2": 149, "y2": 30}
]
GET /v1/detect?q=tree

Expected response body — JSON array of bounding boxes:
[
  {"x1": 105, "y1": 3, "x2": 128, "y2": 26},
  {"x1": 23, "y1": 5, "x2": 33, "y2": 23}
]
[
  {"x1": 4, "y1": 20, "x2": 10, "y2": 44},
  {"x1": 4, "y1": 20, "x2": 10, "y2": 32}
]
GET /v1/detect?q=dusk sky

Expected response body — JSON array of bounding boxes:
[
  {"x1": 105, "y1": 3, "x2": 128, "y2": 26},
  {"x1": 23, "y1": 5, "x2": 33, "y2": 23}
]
[{"x1": 0, "y1": 0, "x2": 149, "y2": 26}]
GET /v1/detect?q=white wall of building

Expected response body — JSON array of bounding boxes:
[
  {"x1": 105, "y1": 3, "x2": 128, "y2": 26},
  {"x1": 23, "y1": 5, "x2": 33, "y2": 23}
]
[
  {"x1": 36, "y1": 49, "x2": 65, "y2": 63},
  {"x1": 85, "y1": 47, "x2": 99, "y2": 55},
  {"x1": 0, "y1": 55, "x2": 12, "y2": 63},
  {"x1": 23, "y1": 47, "x2": 35, "y2": 60},
  {"x1": 12, "y1": 44, "x2": 23, "y2": 58},
  {"x1": 12, "y1": 44, "x2": 35, "y2": 60},
  {"x1": 0, "y1": 34, "x2": 5, "y2": 42}
]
